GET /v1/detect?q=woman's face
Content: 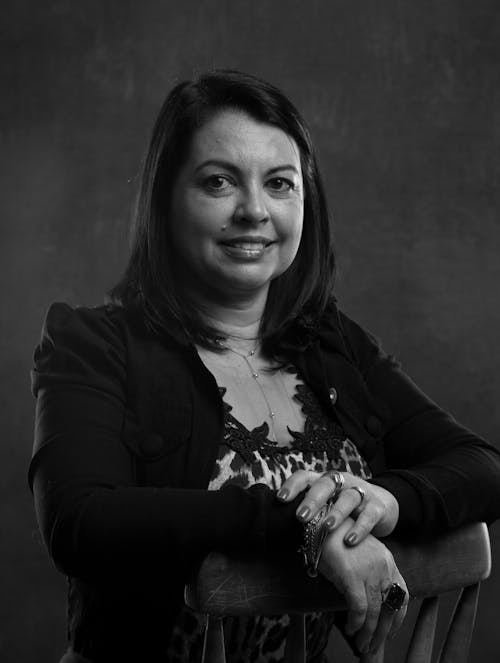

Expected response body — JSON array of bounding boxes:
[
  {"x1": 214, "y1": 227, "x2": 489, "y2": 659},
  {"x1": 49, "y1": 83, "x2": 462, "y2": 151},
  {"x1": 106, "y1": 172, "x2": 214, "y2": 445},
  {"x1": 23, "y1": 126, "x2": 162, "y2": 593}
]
[{"x1": 168, "y1": 109, "x2": 304, "y2": 304}]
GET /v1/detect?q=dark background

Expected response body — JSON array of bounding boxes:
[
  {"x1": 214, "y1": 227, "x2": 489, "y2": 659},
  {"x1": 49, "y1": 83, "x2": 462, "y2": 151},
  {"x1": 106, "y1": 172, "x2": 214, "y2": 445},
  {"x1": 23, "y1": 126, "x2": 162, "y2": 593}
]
[{"x1": 2, "y1": 1, "x2": 499, "y2": 661}]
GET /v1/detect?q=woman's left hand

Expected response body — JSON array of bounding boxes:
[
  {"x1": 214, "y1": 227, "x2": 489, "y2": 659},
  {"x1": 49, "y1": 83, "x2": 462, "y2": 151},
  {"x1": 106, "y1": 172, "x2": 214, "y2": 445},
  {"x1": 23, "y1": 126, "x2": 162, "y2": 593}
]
[{"x1": 277, "y1": 470, "x2": 399, "y2": 546}]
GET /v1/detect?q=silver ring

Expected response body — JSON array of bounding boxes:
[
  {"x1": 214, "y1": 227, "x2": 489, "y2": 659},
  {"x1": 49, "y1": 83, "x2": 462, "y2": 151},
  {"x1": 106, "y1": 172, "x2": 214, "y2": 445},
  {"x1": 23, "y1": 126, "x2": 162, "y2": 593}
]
[
  {"x1": 321, "y1": 470, "x2": 345, "y2": 499},
  {"x1": 382, "y1": 582, "x2": 407, "y2": 612},
  {"x1": 349, "y1": 485, "x2": 366, "y2": 508}
]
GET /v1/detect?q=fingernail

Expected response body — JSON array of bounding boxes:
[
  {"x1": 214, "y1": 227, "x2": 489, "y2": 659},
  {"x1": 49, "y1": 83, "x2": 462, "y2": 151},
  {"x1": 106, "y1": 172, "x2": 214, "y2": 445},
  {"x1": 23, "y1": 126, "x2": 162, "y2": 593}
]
[
  {"x1": 297, "y1": 506, "x2": 311, "y2": 521},
  {"x1": 325, "y1": 518, "x2": 337, "y2": 530},
  {"x1": 277, "y1": 489, "x2": 289, "y2": 500},
  {"x1": 345, "y1": 533, "x2": 357, "y2": 545}
]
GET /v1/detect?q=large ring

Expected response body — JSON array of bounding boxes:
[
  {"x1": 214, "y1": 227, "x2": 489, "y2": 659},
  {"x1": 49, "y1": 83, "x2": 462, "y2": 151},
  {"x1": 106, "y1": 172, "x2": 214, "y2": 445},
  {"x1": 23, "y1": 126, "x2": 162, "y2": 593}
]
[
  {"x1": 321, "y1": 470, "x2": 345, "y2": 499},
  {"x1": 382, "y1": 582, "x2": 407, "y2": 612},
  {"x1": 349, "y1": 485, "x2": 366, "y2": 508}
]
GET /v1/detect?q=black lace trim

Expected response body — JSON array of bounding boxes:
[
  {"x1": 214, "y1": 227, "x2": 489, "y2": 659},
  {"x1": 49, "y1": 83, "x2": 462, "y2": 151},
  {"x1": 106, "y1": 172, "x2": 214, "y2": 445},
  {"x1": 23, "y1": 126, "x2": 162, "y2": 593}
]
[{"x1": 219, "y1": 367, "x2": 349, "y2": 465}]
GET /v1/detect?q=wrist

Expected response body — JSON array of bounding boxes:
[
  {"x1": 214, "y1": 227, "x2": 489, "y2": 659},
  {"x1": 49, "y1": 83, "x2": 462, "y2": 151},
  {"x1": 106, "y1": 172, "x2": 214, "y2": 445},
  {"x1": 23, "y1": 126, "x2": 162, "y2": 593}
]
[
  {"x1": 317, "y1": 516, "x2": 356, "y2": 581},
  {"x1": 376, "y1": 492, "x2": 400, "y2": 537}
]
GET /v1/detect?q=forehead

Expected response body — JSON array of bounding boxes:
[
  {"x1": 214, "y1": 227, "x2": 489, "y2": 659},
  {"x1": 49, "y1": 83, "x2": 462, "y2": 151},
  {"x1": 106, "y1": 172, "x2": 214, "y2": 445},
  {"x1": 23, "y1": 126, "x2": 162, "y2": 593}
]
[{"x1": 185, "y1": 109, "x2": 302, "y2": 169}]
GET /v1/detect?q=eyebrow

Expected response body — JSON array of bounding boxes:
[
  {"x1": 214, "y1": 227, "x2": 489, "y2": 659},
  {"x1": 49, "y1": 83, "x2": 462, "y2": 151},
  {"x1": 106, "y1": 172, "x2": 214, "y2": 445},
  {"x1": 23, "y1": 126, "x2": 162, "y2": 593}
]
[{"x1": 194, "y1": 159, "x2": 300, "y2": 176}]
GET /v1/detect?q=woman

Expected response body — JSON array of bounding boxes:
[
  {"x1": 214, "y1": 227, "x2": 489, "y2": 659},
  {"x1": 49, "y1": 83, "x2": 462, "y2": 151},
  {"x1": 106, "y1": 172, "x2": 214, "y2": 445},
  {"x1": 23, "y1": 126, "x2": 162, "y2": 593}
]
[{"x1": 30, "y1": 70, "x2": 500, "y2": 663}]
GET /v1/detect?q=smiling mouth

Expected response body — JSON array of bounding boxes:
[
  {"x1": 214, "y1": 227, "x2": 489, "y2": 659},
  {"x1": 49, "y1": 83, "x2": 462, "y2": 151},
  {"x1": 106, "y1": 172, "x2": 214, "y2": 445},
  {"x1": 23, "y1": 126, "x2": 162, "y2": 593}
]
[
  {"x1": 219, "y1": 237, "x2": 275, "y2": 260},
  {"x1": 219, "y1": 236, "x2": 275, "y2": 249},
  {"x1": 221, "y1": 241, "x2": 274, "y2": 250}
]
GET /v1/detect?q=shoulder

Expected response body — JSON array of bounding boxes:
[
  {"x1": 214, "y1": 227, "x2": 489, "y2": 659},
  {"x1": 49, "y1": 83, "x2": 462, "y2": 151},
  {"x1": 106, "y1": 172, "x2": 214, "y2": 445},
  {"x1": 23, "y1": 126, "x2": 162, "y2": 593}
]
[
  {"x1": 36, "y1": 301, "x2": 132, "y2": 355},
  {"x1": 32, "y1": 302, "x2": 192, "y2": 398},
  {"x1": 40, "y1": 301, "x2": 130, "y2": 338},
  {"x1": 31, "y1": 302, "x2": 135, "y2": 397},
  {"x1": 316, "y1": 300, "x2": 380, "y2": 353},
  {"x1": 317, "y1": 301, "x2": 398, "y2": 377}
]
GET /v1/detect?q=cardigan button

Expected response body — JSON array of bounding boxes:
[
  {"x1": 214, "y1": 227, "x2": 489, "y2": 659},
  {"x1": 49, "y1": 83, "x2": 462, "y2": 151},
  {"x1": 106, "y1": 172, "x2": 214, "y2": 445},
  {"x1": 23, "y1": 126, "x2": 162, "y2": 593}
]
[
  {"x1": 329, "y1": 387, "x2": 338, "y2": 406},
  {"x1": 365, "y1": 415, "x2": 382, "y2": 437},
  {"x1": 139, "y1": 433, "x2": 165, "y2": 457}
]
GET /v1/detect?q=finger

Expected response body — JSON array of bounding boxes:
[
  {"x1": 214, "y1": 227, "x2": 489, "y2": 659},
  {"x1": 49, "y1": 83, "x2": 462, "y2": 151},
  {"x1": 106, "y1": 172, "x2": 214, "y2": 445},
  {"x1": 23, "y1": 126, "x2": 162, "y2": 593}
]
[
  {"x1": 343, "y1": 584, "x2": 368, "y2": 637},
  {"x1": 359, "y1": 650, "x2": 385, "y2": 663},
  {"x1": 363, "y1": 576, "x2": 409, "y2": 651},
  {"x1": 342, "y1": 505, "x2": 383, "y2": 546},
  {"x1": 324, "y1": 488, "x2": 373, "y2": 533},
  {"x1": 355, "y1": 582, "x2": 382, "y2": 654},
  {"x1": 295, "y1": 473, "x2": 341, "y2": 522},
  {"x1": 276, "y1": 470, "x2": 318, "y2": 501},
  {"x1": 366, "y1": 600, "x2": 396, "y2": 654}
]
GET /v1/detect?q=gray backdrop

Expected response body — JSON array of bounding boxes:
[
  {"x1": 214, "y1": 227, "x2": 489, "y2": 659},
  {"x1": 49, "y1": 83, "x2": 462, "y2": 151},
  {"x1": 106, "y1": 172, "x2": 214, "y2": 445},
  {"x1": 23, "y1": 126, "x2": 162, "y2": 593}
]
[{"x1": 2, "y1": 1, "x2": 499, "y2": 661}]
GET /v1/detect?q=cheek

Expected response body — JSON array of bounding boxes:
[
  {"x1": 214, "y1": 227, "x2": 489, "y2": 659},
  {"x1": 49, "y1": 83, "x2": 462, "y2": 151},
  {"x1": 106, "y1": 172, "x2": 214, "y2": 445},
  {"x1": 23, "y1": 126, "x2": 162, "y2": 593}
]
[
  {"x1": 173, "y1": 192, "x2": 227, "y2": 234},
  {"x1": 273, "y1": 208, "x2": 303, "y2": 273},
  {"x1": 277, "y1": 201, "x2": 304, "y2": 245},
  {"x1": 288, "y1": 225, "x2": 303, "y2": 263}
]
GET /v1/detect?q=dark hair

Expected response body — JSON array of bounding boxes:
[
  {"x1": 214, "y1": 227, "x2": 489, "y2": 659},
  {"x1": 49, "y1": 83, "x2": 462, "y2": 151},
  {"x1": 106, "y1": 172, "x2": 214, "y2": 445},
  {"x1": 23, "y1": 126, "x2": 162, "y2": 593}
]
[{"x1": 110, "y1": 69, "x2": 336, "y2": 354}]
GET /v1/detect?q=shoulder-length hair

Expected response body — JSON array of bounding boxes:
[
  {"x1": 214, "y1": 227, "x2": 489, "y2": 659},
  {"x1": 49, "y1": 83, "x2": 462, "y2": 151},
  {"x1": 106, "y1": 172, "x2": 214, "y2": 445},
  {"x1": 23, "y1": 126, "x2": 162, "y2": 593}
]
[{"x1": 110, "y1": 69, "x2": 336, "y2": 354}]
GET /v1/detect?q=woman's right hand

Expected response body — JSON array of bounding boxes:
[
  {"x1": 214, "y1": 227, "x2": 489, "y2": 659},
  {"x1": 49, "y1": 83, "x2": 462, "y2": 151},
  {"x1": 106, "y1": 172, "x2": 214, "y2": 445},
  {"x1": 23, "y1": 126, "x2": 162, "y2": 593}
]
[{"x1": 318, "y1": 517, "x2": 408, "y2": 656}]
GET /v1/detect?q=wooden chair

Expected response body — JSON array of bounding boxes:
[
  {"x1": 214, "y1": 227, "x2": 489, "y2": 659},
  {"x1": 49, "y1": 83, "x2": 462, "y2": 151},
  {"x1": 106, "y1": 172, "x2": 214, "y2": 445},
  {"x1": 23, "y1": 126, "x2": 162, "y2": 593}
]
[{"x1": 185, "y1": 522, "x2": 491, "y2": 663}]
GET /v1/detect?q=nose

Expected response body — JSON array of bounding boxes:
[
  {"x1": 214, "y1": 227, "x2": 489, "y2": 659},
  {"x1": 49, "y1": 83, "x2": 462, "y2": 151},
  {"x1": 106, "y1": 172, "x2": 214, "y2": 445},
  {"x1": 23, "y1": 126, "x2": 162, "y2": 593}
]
[{"x1": 233, "y1": 186, "x2": 270, "y2": 225}]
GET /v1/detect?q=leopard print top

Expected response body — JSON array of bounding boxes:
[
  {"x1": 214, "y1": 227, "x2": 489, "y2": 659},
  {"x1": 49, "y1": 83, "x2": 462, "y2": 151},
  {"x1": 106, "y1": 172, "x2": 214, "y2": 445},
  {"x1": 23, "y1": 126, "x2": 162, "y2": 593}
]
[{"x1": 166, "y1": 368, "x2": 371, "y2": 663}]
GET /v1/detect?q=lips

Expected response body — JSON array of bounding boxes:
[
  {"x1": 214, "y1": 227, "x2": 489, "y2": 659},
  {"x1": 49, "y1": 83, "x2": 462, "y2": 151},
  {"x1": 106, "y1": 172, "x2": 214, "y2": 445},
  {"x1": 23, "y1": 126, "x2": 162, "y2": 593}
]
[
  {"x1": 219, "y1": 235, "x2": 275, "y2": 249},
  {"x1": 219, "y1": 235, "x2": 275, "y2": 260}
]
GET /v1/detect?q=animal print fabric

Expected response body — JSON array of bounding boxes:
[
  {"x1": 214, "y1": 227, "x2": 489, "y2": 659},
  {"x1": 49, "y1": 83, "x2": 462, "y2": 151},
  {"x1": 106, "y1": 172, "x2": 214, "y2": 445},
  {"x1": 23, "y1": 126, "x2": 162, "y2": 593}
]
[{"x1": 167, "y1": 368, "x2": 371, "y2": 662}]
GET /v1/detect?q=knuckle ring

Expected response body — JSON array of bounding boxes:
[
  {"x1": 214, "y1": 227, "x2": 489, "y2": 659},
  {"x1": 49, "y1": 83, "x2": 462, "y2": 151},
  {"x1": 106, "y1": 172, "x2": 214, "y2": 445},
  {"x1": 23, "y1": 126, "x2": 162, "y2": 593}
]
[
  {"x1": 349, "y1": 485, "x2": 366, "y2": 508},
  {"x1": 320, "y1": 470, "x2": 345, "y2": 499},
  {"x1": 382, "y1": 582, "x2": 407, "y2": 612}
]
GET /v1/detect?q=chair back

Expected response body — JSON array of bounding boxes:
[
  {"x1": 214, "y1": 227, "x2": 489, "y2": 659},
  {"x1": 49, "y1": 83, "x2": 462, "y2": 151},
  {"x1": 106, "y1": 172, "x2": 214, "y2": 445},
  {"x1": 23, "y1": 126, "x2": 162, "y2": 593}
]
[{"x1": 185, "y1": 522, "x2": 491, "y2": 663}]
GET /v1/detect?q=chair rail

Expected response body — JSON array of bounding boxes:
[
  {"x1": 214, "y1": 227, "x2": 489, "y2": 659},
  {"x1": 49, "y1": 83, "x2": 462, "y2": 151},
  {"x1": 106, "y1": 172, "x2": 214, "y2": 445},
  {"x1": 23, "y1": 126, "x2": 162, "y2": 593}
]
[{"x1": 186, "y1": 522, "x2": 490, "y2": 617}]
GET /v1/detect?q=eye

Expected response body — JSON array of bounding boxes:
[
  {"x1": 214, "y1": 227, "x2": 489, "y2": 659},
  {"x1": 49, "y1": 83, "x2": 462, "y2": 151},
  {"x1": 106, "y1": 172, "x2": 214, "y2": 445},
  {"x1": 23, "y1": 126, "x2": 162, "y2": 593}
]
[
  {"x1": 203, "y1": 174, "x2": 234, "y2": 192},
  {"x1": 267, "y1": 177, "x2": 295, "y2": 192}
]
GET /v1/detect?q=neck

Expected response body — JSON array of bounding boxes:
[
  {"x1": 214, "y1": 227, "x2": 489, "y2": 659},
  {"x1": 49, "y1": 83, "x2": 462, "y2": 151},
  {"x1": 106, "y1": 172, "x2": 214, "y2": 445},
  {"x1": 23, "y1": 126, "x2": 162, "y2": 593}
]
[{"x1": 189, "y1": 286, "x2": 268, "y2": 342}]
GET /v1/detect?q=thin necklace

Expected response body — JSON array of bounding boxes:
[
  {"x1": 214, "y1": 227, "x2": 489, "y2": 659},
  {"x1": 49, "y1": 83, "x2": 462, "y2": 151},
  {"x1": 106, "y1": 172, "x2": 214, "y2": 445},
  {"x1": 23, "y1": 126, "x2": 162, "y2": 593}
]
[{"x1": 216, "y1": 339, "x2": 279, "y2": 443}]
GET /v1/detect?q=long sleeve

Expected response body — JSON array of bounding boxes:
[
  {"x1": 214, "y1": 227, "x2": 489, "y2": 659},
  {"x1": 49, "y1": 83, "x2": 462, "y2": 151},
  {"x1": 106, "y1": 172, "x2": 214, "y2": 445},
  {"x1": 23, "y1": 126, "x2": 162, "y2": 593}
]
[
  {"x1": 339, "y1": 310, "x2": 500, "y2": 535},
  {"x1": 29, "y1": 303, "x2": 302, "y2": 581}
]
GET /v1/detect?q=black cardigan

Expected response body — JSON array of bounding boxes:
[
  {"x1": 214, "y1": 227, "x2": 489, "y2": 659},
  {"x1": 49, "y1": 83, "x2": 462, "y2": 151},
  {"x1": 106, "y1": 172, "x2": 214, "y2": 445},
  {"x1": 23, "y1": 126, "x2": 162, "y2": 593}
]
[{"x1": 29, "y1": 302, "x2": 500, "y2": 661}]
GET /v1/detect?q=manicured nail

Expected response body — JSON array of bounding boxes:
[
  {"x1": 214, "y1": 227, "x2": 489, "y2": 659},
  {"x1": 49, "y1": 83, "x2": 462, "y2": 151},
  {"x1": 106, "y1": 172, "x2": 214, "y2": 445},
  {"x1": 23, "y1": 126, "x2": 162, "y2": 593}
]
[
  {"x1": 325, "y1": 517, "x2": 337, "y2": 530},
  {"x1": 297, "y1": 506, "x2": 311, "y2": 521},
  {"x1": 277, "y1": 489, "x2": 290, "y2": 500},
  {"x1": 345, "y1": 533, "x2": 357, "y2": 545}
]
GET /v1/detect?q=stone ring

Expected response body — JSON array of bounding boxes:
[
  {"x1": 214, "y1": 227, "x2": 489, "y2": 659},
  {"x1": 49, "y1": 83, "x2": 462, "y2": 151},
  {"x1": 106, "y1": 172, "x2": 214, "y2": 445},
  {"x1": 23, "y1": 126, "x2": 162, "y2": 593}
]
[{"x1": 382, "y1": 582, "x2": 407, "y2": 612}]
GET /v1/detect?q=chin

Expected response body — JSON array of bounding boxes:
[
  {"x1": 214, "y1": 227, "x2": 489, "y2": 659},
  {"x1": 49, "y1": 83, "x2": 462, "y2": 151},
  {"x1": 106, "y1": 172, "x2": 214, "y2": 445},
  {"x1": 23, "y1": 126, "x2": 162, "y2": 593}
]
[
  {"x1": 214, "y1": 262, "x2": 272, "y2": 283},
  {"x1": 212, "y1": 271, "x2": 274, "y2": 296}
]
